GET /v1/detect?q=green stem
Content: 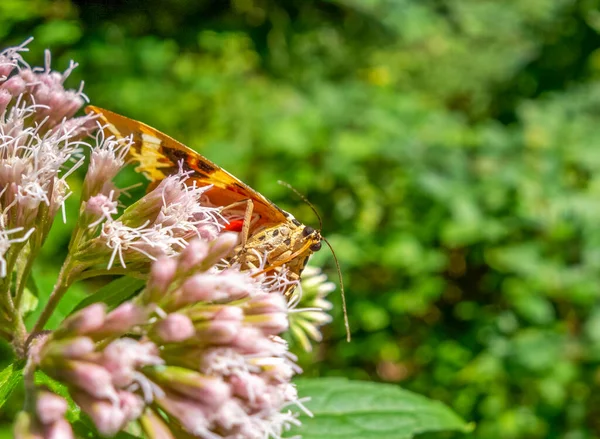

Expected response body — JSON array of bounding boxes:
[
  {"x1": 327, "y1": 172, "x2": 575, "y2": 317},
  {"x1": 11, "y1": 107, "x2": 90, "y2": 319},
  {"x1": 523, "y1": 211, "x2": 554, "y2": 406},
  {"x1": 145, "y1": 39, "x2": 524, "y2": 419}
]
[
  {"x1": 13, "y1": 248, "x2": 37, "y2": 312},
  {"x1": 0, "y1": 246, "x2": 19, "y2": 312},
  {"x1": 27, "y1": 254, "x2": 80, "y2": 342},
  {"x1": 27, "y1": 219, "x2": 88, "y2": 344},
  {"x1": 22, "y1": 353, "x2": 36, "y2": 412}
]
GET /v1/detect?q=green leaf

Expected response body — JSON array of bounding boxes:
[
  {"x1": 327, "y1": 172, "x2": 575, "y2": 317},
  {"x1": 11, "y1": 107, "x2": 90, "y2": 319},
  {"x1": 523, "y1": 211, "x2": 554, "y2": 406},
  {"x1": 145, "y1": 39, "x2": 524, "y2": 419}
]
[
  {"x1": 0, "y1": 361, "x2": 24, "y2": 408},
  {"x1": 34, "y1": 370, "x2": 81, "y2": 422},
  {"x1": 289, "y1": 378, "x2": 473, "y2": 439},
  {"x1": 71, "y1": 276, "x2": 146, "y2": 314}
]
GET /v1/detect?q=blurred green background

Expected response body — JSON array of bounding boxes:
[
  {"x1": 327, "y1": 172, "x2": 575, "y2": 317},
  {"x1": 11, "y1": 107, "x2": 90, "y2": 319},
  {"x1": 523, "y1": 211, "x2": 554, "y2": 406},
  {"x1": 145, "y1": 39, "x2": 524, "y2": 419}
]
[{"x1": 3, "y1": 0, "x2": 600, "y2": 437}]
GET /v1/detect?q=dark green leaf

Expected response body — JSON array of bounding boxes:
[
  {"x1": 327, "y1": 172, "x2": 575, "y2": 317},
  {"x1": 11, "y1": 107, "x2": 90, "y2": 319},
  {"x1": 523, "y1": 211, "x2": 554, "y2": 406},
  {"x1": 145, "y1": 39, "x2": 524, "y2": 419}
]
[
  {"x1": 289, "y1": 378, "x2": 473, "y2": 439},
  {"x1": 71, "y1": 276, "x2": 146, "y2": 314}
]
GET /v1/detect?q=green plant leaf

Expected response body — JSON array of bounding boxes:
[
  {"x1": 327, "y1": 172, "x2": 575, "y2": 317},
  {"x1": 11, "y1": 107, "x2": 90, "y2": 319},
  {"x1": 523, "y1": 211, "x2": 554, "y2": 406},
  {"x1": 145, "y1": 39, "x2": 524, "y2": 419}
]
[
  {"x1": 71, "y1": 276, "x2": 146, "y2": 314},
  {"x1": 289, "y1": 378, "x2": 473, "y2": 439},
  {"x1": 0, "y1": 361, "x2": 24, "y2": 408},
  {"x1": 20, "y1": 274, "x2": 40, "y2": 316},
  {"x1": 34, "y1": 370, "x2": 81, "y2": 422}
]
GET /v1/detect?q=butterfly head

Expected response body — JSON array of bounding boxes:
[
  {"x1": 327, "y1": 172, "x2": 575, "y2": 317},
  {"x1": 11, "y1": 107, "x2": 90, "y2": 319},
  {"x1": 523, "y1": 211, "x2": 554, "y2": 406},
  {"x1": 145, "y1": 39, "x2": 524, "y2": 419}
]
[{"x1": 301, "y1": 224, "x2": 322, "y2": 252}]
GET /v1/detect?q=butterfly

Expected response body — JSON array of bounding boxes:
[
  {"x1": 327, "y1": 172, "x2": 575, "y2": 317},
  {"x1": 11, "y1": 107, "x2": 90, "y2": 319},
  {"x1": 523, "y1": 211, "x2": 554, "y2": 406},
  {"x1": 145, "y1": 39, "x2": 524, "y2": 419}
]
[{"x1": 85, "y1": 106, "x2": 324, "y2": 290}]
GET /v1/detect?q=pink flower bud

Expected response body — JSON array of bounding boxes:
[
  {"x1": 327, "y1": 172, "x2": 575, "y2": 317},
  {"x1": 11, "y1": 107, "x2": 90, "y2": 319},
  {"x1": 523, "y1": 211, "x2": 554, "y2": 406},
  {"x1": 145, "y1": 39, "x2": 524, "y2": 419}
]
[
  {"x1": 72, "y1": 392, "x2": 126, "y2": 437},
  {"x1": 179, "y1": 272, "x2": 254, "y2": 306},
  {"x1": 214, "y1": 306, "x2": 244, "y2": 321},
  {"x1": 178, "y1": 239, "x2": 209, "y2": 272},
  {"x1": 252, "y1": 357, "x2": 295, "y2": 381},
  {"x1": 208, "y1": 232, "x2": 238, "y2": 261},
  {"x1": 2, "y1": 75, "x2": 26, "y2": 95},
  {"x1": 196, "y1": 223, "x2": 220, "y2": 241},
  {"x1": 98, "y1": 302, "x2": 148, "y2": 335},
  {"x1": 41, "y1": 337, "x2": 95, "y2": 360},
  {"x1": 55, "y1": 361, "x2": 118, "y2": 402},
  {"x1": 231, "y1": 327, "x2": 278, "y2": 354},
  {"x1": 245, "y1": 312, "x2": 289, "y2": 335},
  {"x1": 155, "y1": 391, "x2": 210, "y2": 436},
  {"x1": 196, "y1": 319, "x2": 241, "y2": 344},
  {"x1": 57, "y1": 303, "x2": 106, "y2": 337},
  {"x1": 117, "y1": 390, "x2": 145, "y2": 424},
  {"x1": 101, "y1": 338, "x2": 162, "y2": 387},
  {"x1": 84, "y1": 193, "x2": 118, "y2": 223},
  {"x1": 0, "y1": 58, "x2": 15, "y2": 80},
  {"x1": 147, "y1": 366, "x2": 230, "y2": 407},
  {"x1": 43, "y1": 419, "x2": 74, "y2": 439},
  {"x1": 36, "y1": 391, "x2": 67, "y2": 425},
  {"x1": 229, "y1": 374, "x2": 267, "y2": 402},
  {"x1": 0, "y1": 88, "x2": 11, "y2": 114},
  {"x1": 149, "y1": 256, "x2": 178, "y2": 292},
  {"x1": 244, "y1": 293, "x2": 287, "y2": 315},
  {"x1": 154, "y1": 313, "x2": 195, "y2": 342}
]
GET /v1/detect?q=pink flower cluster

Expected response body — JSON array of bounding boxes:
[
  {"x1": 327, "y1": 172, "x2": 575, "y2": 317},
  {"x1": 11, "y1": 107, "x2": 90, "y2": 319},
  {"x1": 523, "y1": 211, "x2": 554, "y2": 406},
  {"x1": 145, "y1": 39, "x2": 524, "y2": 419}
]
[
  {"x1": 0, "y1": 40, "x2": 332, "y2": 439},
  {"x1": 14, "y1": 391, "x2": 73, "y2": 439},
  {"x1": 30, "y1": 234, "x2": 303, "y2": 438}
]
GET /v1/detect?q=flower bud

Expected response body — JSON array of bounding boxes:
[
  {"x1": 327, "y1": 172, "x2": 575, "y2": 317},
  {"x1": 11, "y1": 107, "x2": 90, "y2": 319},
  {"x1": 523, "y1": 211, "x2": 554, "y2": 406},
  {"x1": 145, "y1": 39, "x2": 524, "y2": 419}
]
[
  {"x1": 245, "y1": 312, "x2": 289, "y2": 335},
  {"x1": 178, "y1": 239, "x2": 209, "y2": 273},
  {"x1": 50, "y1": 360, "x2": 117, "y2": 402},
  {"x1": 230, "y1": 373, "x2": 267, "y2": 401},
  {"x1": 244, "y1": 293, "x2": 287, "y2": 315},
  {"x1": 117, "y1": 390, "x2": 145, "y2": 425},
  {"x1": 207, "y1": 232, "x2": 238, "y2": 263},
  {"x1": 97, "y1": 302, "x2": 148, "y2": 336},
  {"x1": 36, "y1": 391, "x2": 68, "y2": 425},
  {"x1": 3, "y1": 75, "x2": 26, "y2": 95},
  {"x1": 149, "y1": 256, "x2": 178, "y2": 292},
  {"x1": 0, "y1": 88, "x2": 11, "y2": 114},
  {"x1": 155, "y1": 391, "x2": 210, "y2": 436},
  {"x1": 41, "y1": 337, "x2": 95, "y2": 360},
  {"x1": 101, "y1": 338, "x2": 162, "y2": 387},
  {"x1": 43, "y1": 419, "x2": 74, "y2": 439},
  {"x1": 145, "y1": 366, "x2": 230, "y2": 406},
  {"x1": 55, "y1": 303, "x2": 106, "y2": 338},
  {"x1": 153, "y1": 313, "x2": 195, "y2": 342},
  {"x1": 72, "y1": 392, "x2": 126, "y2": 437},
  {"x1": 178, "y1": 272, "x2": 254, "y2": 307},
  {"x1": 196, "y1": 319, "x2": 241, "y2": 344}
]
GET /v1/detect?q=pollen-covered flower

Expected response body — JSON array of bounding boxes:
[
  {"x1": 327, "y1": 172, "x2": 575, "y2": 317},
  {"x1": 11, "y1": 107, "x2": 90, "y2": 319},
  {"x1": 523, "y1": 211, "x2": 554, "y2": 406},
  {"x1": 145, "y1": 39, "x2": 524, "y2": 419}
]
[
  {"x1": 82, "y1": 132, "x2": 131, "y2": 200},
  {"x1": 34, "y1": 234, "x2": 305, "y2": 438},
  {"x1": 72, "y1": 169, "x2": 228, "y2": 275},
  {"x1": 0, "y1": 39, "x2": 95, "y2": 286}
]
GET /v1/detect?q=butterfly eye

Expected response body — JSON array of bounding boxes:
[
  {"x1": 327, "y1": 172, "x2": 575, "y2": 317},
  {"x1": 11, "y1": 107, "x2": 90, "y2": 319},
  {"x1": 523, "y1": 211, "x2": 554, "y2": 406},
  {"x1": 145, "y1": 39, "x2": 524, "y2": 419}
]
[
  {"x1": 302, "y1": 226, "x2": 315, "y2": 237},
  {"x1": 310, "y1": 242, "x2": 322, "y2": 252}
]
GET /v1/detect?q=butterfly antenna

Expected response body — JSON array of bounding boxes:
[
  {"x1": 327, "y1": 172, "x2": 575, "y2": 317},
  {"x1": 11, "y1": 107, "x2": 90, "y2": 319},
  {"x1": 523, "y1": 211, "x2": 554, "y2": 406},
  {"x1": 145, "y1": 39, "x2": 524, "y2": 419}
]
[
  {"x1": 323, "y1": 236, "x2": 351, "y2": 342},
  {"x1": 277, "y1": 180, "x2": 322, "y2": 230}
]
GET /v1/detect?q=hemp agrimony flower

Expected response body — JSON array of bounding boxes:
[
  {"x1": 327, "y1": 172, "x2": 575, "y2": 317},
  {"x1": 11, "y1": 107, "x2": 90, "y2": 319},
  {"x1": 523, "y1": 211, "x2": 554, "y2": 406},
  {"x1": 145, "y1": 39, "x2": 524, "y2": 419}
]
[{"x1": 0, "y1": 40, "x2": 334, "y2": 438}]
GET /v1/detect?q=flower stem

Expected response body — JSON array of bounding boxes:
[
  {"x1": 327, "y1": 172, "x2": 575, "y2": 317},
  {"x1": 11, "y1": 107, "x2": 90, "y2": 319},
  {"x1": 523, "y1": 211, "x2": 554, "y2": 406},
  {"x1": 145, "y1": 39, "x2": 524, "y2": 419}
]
[
  {"x1": 28, "y1": 254, "x2": 79, "y2": 342},
  {"x1": 13, "y1": 249, "x2": 37, "y2": 312},
  {"x1": 22, "y1": 352, "x2": 36, "y2": 412}
]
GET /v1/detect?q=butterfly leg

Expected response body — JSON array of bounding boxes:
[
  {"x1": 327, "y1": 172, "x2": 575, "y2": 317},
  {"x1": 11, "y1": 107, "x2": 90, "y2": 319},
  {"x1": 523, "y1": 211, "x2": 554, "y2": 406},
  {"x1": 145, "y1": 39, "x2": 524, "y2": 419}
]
[
  {"x1": 240, "y1": 199, "x2": 254, "y2": 248},
  {"x1": 219, "y1": 199, "x2": 255, "y2": 265}
]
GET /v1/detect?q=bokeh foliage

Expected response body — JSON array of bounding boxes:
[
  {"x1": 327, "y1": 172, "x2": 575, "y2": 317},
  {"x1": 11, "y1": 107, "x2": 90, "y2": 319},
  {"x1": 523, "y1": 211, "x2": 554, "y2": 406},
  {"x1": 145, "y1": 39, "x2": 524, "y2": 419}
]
[{"x1": 3, "y1": 0, "x2": 600, "y2": 437}]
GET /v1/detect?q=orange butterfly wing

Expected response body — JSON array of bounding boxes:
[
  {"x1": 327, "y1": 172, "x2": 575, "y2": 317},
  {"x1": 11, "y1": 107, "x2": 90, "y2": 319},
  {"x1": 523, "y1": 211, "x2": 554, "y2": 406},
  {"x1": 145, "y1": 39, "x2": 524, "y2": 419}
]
[{"x1": 85, "y1": 106, "x2": 288, "y2": 226}]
